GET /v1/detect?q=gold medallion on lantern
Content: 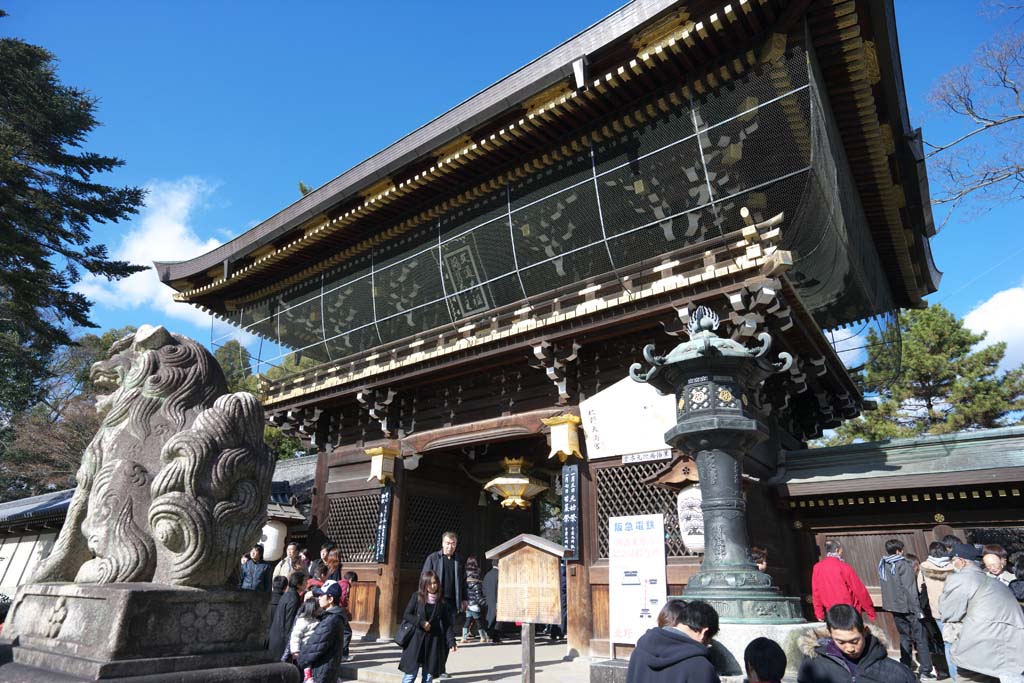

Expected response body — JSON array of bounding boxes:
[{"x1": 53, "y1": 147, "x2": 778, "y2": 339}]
[{"x1": 689, "y1": 385, "x2": 710, "y2": 409}]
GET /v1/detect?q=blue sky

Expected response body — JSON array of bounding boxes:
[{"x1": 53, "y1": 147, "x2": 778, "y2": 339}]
[{"x1": 5, "y1": 1, "x2": 1023, "y2": 370}]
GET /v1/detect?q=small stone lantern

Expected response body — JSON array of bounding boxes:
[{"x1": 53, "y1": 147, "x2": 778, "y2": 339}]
[{"x1": 630, "y1": 306, "x2": 801, "y2": 623}]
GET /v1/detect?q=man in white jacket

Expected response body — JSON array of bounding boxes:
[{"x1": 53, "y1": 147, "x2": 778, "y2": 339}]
[{"x1": 940, "y1": 543, "x2": 1024, "y2": 683}]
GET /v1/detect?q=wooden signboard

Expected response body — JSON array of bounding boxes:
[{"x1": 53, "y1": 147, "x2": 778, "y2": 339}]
[
  {"x1": 561, "y1": 464, "x2": 579, "y2": 561},
  {"x1": 373, "y1": 484, "x2": 393, "y2": 563},
  {"x1": 486, "y1": 534, "x2": 566, "y2": 683},
  {"x1": 495, "y1": 545, "x2": 561, "y2": 625}
]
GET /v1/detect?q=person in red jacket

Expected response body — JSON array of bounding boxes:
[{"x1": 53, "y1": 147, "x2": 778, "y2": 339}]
[{"x1": 811, "y1": 539, "x2": 876, "y2": 621}]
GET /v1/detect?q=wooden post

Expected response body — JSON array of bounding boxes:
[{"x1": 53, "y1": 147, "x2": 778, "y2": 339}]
[
  {"x1": 521, "y1": 622, "x2": 535, "y2": 683},
  {"x1": 377, "y1": 463, "x2": 406, "y2": 639}
]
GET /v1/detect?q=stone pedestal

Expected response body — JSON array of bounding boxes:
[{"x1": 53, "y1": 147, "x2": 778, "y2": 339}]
[
  {"x1": 588, "y1": 622, "x2": 819, "y2": 683},
  {"x1": 707, "y1": 621, "x2": 821, "y2": 678},
  {"x1": 0, "y1": 582, "x2": 299, "y2": 682}
]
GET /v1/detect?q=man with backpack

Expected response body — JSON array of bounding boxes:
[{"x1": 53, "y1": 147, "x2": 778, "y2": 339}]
[{"x1": 878, "y1": 539, "x2": 935, "y2": 680}]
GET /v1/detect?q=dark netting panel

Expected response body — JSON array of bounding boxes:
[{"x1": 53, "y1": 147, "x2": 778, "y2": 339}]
[
  {"x1": 595, "y1": 462, "x2": 687, "y2": 559},
  {"x1": 210, "y1": 44, "x2": 900, "y2": 385},
  {"x1": 509, "y1": 148, "x2": 593, "y2": 209},
  {"x1": 600, "y1": 138, "x2": 715, "y2": 268},
  {"x1": 593, "y1": 98, "x2": 695, "y2": 174},
  {"x1": 326, "y1": 494, "x2": 379, "y2": 563},
  {"x1": 441, "y1": 217, "x2": 522, "y2": 318},
  {"x1": 401, "y1": 495, "x2": 463, "y2": 566}
]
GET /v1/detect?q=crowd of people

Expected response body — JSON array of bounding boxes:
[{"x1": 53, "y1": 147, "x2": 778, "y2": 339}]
[
  {"x1": 237, "y1": 541, "x2": 356, "y2": 682},
  {"x1": 398, "y1": 530, "x2": 566, "y2": 682},
  {"x1": 243, "y1": 530, "x2": 538, "y2": 683},
  {"x1": 625, "y1": 534, "x2": 1024, "y2": 683},
  {"x1": 244, "y1": 531, "x2": 1024, "y2": 682}
]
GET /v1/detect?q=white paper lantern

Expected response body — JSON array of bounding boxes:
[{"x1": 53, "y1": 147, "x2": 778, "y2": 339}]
[
  {"x1": 677, "y1": 484, "x2": 705, "y2": 556},
  {"x1": 260, "y1": 520, "x2": 288, "y2": 562}
]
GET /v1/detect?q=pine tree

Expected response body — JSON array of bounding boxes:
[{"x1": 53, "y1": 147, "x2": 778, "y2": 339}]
[
  {"x1": 213, "y1": 340, "x2": 255, "y2": 393},
  {"x1": 825, "y1": 304, "x2": 1024, "y2": 445},
  {"x1": 0, "y1": 19, "x2": 146, "y2": 417}
]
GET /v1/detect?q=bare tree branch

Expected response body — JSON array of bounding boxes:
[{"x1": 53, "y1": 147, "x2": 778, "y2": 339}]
[
  {"x1": 926, "y1": 28, "x2": 1024, "y2": 218},
  {"x1": 924, "y1": 114, "x2": 1024, "y2": 158}
]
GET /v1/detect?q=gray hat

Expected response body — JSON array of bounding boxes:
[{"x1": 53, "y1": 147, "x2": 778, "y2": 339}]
[{"x1": 949, "y1": 543, "x2": 981, "y2": 562}]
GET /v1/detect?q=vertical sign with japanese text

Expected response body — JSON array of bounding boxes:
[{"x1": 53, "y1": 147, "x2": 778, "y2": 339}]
[
  {"x1": 561, "y1": 464, "x2": 579, "y2": 560},
  {"x1": 374, "y1": 485, "x2": 393, "y2": 563},
  {"x1": 608, "y1": 513, "x2": 667, "y2": 648}
]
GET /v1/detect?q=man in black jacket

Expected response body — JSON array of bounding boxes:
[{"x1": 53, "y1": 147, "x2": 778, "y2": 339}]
[
  {"x1": 268, "y1": 571, "x2": 306, "y2": 662},
  {"x1": 239, "y1": 544, "x2": 272, "y2": 592},
  {"x1": 797, "y1": 604, "x2": 916, "y2": 683},
  {"x1": 878, "y1": 539, "x2": 935, "y2": 679},
  {"x1": 298, "y1": 580, "x2": 349, "y2": 683},
  {"x1": 482, "y1": 559, "x2": 501, "y2": 644},
  {"x1": 308, "y1": 542, "x2": 333, "y2": 580},
  {"x1": 626, "y1": 599, "x2": 720, "y2": 683},
  {"x1": 422, "y1": 531, "x2": 467, "y2": 679},
  {"x1": 422, "y1": 531, "x2": 468, "y2": 610}
]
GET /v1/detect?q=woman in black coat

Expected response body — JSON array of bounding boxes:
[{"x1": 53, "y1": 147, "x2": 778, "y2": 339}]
[
  {"x1": 398, "y1": 570, "x2": 456, "y2": 682},
  {"x1": 268, "y1": 572, "x2": 306, "y2": 661}
]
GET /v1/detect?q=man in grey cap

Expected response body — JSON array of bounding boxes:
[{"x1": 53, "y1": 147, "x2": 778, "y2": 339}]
[{"x1": 940, "y1": 543, "x2": 1024, "y2": 683}]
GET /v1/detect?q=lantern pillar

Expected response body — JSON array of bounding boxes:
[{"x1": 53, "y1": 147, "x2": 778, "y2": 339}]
[{"x1": 630, "y1": 306, "x2": 802, "y2": 623}]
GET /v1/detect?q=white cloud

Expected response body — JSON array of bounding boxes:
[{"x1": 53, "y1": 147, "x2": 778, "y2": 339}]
[
  {"x1": 964, "y1": 284, "x2": 1024, "y2": 371},
  {"x1": 76, "y1": 177, "x2": 222, "y2": 330},
  {"x1": 826, "y1": 328, "x2": 867, "y2": 370},
  {"x1": 211, "y1": 324, "x2": 259, "y2": 350}
]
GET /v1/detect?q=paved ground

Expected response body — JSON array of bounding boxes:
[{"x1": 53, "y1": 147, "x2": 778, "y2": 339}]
[
  {"x1": 340, "y1": 636, "x2": 593, "y2": 683},
  {"x1": 338, "y1": 636, "x2": 800, "y2": 683}
]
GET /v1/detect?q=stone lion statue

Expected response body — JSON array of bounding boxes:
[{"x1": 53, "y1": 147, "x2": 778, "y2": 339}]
[{"x1": 32, "y1": 325, "x2": 273, "y2": 587}]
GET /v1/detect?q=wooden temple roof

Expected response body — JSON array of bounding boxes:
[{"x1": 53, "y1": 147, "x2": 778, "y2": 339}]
[
  {"x1": 772, "y1": 426, "x2": 1024, "y2": 497},
  {"x1": 155, "y1": 0, "x2": 939, "y2": 315}
]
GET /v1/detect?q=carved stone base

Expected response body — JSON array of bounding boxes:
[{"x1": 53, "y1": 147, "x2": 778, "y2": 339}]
[
  {"x1": 0, "y1": 583, "x2": 299, "y2": 682},
  {"x1": 675, "y1": 590, "x2": 803, "y2": 624},
  {"x1": 706, "y1": 621, "x2": 822, "y2": 677},
  {"x1": 589, "y1": 622, "x2": 818, "y2": 682}
]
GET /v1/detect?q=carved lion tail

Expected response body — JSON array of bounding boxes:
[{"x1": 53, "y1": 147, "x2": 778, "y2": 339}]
[{"x1": 149, "y1": 391, "x2": 273, "y2": 587}]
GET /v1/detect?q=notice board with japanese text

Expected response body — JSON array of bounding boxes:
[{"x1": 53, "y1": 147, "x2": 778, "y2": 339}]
[{"x1": 608, "y1": 513, "x2": 667, "y2": 647}]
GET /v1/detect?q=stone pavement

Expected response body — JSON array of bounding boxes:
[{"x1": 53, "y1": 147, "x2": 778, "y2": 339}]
[
  {"x1": 339, "y1": 637, "x2": 591, "y2": 683},
  {"x1": 337, "y1": 637, "x2": 802, "y2": 683}
]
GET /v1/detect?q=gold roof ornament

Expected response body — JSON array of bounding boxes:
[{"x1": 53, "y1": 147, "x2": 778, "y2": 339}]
[
  {"x1": 484, "y1": 458, "x2": 549, "y2": 509},
  {"x1": 541, "y1": 414, "x2": 583, "y2": 462},
  {"x1": 366, "y1": 445, "x2": 401, "y2": 485}
]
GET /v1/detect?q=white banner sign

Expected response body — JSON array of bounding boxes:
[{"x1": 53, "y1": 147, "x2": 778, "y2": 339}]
[
  {"x1": 622, "y1": 449, "x2": 672, "y2": 464},
  {"x1": 608, "y1": 513, "x2": 667, "y2": 648},
  {"x1": 580, "y1": 377, "x2": 676, "y2": 460}
]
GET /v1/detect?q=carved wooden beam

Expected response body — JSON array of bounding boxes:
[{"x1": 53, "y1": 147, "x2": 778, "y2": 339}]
[
  {"x1": 528, "y1": 340, "x2": 581, "y2": 405},
  {"x1": 356, "y1": 386, "x2": 400, "y2": 437}
]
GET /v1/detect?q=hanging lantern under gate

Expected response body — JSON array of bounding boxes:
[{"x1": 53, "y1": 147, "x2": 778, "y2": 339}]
[{"x1": 483, "y1": 458, "x2": 549, "y2": 509}]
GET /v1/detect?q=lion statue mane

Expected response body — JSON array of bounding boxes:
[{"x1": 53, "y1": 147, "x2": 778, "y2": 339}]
[{"x1": 32, "y1": 325, "x2": 273, "y2": 587}]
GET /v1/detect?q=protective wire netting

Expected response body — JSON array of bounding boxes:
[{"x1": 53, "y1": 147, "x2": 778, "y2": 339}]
[{"x1": 213, "y1": 43, "x2": 900, "y2": 391}]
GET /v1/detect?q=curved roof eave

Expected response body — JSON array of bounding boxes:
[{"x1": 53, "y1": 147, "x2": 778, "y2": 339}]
[
  {"x1": 154, "y1": 0, "x2": 679, "y2": 285},
  {"x1": 869, "y1": 0, "x2": 941, "y2": 302}
]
